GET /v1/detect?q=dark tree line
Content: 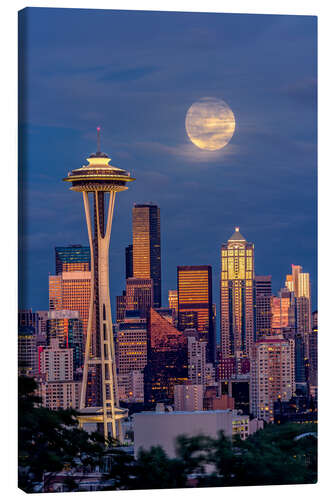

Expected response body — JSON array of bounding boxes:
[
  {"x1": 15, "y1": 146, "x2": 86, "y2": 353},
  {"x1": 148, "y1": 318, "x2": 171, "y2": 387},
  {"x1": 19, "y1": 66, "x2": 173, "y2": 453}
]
[{"x1": 18, "y1": 376, "x2": 317, "y2": 493}]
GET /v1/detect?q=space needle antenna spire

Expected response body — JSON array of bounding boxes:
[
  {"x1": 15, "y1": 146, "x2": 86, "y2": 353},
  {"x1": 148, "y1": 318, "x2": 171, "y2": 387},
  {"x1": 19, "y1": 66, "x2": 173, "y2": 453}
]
[{"x1": 97, "y1": 126, "x2": 101, "y2": 153}]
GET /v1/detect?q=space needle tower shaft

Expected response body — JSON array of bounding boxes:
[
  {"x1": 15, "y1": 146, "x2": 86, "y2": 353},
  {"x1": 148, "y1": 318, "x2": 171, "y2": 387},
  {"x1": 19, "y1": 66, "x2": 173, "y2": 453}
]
[{"x1": 63, "y1": 128, "x2": 135, "y2": 441}]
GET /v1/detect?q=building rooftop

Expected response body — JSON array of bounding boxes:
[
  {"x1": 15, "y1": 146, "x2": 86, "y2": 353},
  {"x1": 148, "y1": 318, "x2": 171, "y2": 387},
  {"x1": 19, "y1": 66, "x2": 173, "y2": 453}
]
[{"x1": 228, "y1": 227, "x2": 246, "y2": 242}]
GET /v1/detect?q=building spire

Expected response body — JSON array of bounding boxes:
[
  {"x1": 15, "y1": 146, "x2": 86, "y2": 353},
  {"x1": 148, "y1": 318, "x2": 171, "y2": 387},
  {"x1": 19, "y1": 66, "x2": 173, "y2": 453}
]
[{"x1": 97, "y1": 126, "x2": 101, "y2": 153}]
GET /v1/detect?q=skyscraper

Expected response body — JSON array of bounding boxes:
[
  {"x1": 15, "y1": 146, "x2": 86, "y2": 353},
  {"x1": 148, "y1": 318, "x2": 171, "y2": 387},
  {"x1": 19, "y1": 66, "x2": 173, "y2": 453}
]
[
  {"x1": 144, "y1": 308, "x2": 188, "y2": 406},
  {"x1": 55, "y1": 245, "x2": 90, "y2": 274},
  {"x1": 308, "y1": 311, "x2": 318, "y2": 397},
  {"x1": 254, "y1": 276, "x2": 272, "y2": 339},
  {"x1": 116, "y1": 311, "x2": 147, "y2": 402},
  {"x1": 285, "y1": 264, "x2": 311, "y2": 334},
  {"x1": 250, "y1": 335, "x2": 295, "y2": 423},
  {"x1": 63, "y1": 130, "x2": 134, "y2": 440},
  {"x1": 177, "y1": 265, "x2": 214, "y2": 362},
  {"x1": 39, "y1": 337, "x2": 81, "y2": 411},
  {"x1": 168, "y1": 289, "x2": 178, "y2": 323},
  {"x1": 18, "y1": 325, "x2": 37, "y2": 377},
  {"x1": 49, "y1": 270, "x2": 91, "y2": 339},
  {"x1": 46, "y1": 310, "x2": 84, "y2": 372},
  {"x1": 125, "y1": 244, "x2": 133, "y2": 279},
  {"x1": 125, "y1": 277, "x2": 154, "y2": 318},
  {"x1": 220, "y1": 228, "x2": 255, "y2": 358},
  {"x1": 132, "y1": 203, "x2": 161, "y2": 308}
]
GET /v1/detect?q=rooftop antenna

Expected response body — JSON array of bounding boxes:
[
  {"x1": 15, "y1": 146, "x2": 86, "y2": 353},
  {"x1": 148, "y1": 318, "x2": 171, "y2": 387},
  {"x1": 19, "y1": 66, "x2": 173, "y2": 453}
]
[{"x1": 97, "y1": 126, "x2": 101, "y2": 153}]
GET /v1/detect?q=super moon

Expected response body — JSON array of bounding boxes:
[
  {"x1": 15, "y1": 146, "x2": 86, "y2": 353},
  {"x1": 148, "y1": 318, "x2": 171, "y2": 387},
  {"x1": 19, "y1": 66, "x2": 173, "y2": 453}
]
[{"x1": 185, "y1": 97, "x2": 236, "y2": 151}]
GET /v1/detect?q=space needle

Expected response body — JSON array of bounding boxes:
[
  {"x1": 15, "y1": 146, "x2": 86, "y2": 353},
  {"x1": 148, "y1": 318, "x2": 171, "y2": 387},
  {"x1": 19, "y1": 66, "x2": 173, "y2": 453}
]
[{"x1": 63, "y1": 128, "x2": 135, "y2": 441}]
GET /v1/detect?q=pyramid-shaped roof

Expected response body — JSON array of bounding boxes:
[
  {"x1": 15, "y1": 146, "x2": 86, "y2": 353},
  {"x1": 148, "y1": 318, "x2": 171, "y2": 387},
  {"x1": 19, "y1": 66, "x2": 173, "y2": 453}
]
[{"x1": 228, "y1": 227, "x2": 246, "y2": 242}]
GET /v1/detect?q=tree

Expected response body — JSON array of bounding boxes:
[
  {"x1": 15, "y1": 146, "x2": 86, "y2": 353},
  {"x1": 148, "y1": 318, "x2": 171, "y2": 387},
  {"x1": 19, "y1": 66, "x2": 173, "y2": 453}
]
[{"x1": 18, "y1": 376, "x2": 105, "y2": 493}]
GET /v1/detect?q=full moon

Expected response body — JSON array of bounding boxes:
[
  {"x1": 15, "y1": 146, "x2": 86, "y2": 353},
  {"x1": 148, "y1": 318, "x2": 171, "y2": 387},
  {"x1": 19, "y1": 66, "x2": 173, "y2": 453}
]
[{"x1": 185, "y1": 97, "x2": 236, "y2": 151}]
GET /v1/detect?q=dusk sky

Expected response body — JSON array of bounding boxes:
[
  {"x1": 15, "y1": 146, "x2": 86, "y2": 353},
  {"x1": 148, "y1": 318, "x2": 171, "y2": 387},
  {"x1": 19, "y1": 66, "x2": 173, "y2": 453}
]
[{"x1": 18, "y1": 8, "x2": 317, "y2": 317}]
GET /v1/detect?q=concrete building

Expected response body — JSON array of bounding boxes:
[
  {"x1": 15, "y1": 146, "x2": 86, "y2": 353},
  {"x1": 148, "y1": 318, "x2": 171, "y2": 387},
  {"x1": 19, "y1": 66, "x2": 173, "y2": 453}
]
[
  {"x1": 40, "y1": 337, "x2": 73, "y2": 381},
  {"x1": 133, "y1": 409, "x2": 252, "y2": 458},
  {"x1": 250, "y1": 335, "x2": 295, "y2": 422},
  {"x1": 40, "y1": 380, "x2": 82, "y2": 411},
  {"x1": 174, "y1": 384, "x2": 204, "y2": 411},
  {"x1": 118, "y1": 371, "x2": 144, "y2": 403},
  {"x1": 187, "y1": 335, "x2": 207, "y2": 386}
]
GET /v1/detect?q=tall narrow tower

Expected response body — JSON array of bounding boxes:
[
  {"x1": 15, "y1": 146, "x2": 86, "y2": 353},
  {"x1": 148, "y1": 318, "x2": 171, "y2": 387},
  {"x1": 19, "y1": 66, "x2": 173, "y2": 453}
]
[
  {"x1": 220, "y1": 227, "x2": 255, "y2": 358},
  {"x1": 63, "y1": 129, "x2": 135, "y2": 441},
  {"x1": 132, "y1": 203, "x2": 161, "y2": 308}
]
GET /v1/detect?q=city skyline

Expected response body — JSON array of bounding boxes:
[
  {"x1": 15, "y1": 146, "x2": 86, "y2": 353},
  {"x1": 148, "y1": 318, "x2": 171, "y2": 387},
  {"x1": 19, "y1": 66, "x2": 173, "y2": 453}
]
[
  {"x1": 18, "y1": 8, "x2": 317, "y2": 314},
  {"x1": 17, "y1": 8, "x2": 318, "y2": 490}
]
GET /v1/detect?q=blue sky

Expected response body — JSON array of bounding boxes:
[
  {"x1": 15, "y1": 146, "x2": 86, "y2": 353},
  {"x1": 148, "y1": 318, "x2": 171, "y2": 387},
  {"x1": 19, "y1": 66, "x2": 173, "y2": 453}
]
[{"x1": 18, "y1": 8, "x2": 317, "y2": 315}]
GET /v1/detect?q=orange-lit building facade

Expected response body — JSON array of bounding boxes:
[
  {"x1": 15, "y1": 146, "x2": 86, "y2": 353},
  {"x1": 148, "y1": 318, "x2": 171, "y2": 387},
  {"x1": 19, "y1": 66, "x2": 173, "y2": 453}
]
[
  {"x1": 144, "y1": 308, "x2": 188, "y2": 405},
  {"x1": 49, "y1": 271, "x2": 91, "y2": 339},
  {"x1": 117, "y1": 313, "x2": 147, "y2": 375},
  {"x1": 271, "y1": 296, "x2": 291, "y2": 333},
  {"x1": 220, "y1": 228, "x2": 255, "y2": 358},
  {"x1": 177, "y1": 265, "x2": 214, "y2": 362},
  {"x1": 250, "y1": 335, "x2": 295, "y2": 423},
  {"x1": 168, "y1": 289, "x2": 178, "y2": 323},
  {"x1": 125, "y1": 277, "x2": 153, "y2": 318},
  {"x1": 132, "y1": 204, "x2": 161, "y2": 308}
]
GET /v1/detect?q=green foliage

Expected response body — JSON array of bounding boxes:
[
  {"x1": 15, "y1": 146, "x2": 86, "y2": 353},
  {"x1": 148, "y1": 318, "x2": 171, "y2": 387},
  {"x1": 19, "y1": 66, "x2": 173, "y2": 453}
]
[
  {"x1": 18, "y1": 376, "x2": 317, "y2": 491},
  {"x1": 18, "y1": 376, "x2": 105, "y2": 493}
]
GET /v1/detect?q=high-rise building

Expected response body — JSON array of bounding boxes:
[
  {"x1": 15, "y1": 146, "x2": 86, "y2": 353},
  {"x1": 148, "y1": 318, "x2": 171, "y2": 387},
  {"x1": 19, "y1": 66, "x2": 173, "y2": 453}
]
[
  {"x1": 18, "y1": 325, "x2": 37, "y2": 377},
  {"x1": 46, "y1": 310, "x2": 84, "y2": 372},
  {"x1": 125, "y1": 277, "x2": 153, "y2": 318},
  {"x1": 144, "y1": 308, "x2": 188, "y2": 406},
  {"x1": 250, "y1": 335, "x2": 295, "y2": 423},
  {"x1": 308, "y1": 310, "x2": 318, "y2": 394},
  {"x1": 39, "y1": 381, "x2": 82, "y2": 411},
  {"x1": 168, "y1": 290, "x2": 178, "y2": 311},
  {"x1": 36, "y1": 310, "x2": 49, "y2": 338},
  {"x1": 116, "y1": 311, "x2": 147, "y2": 402},
  {"x1": 18, "y1": 309, "x2": 37, "y2": 330},
  {"x1": 55, "y1": 245, "x2": 90, "y2": 274},
  {"x1": 63, "y1": 130, "x2": 134, "y2": 440},
  {"x1": 39, "y1": 337, "x2": 82, "y2": 411},
  {"x1": 40, "y1": 337, "x2": 74, "y2": 381},
  {"x1": 187, "y1": 334, "x2": 207, "y2": 386},
  {"x1": 174, "y1": 384, "x2": 204, "y2": 411},
  {"x1": 254, "y1": 276, "x2": 272, "y2": 339},
  {"x1": 285, "y1": 264, "x2": 311, "y2": 334},
  {"x1": 125, "y1": 244, "x2": 133, "y2": 279},
  {"x1": 49, "y1": 271, "x2": 91, "y2": 339},
  {"x1": 132, "y1": 203, "x2": 161, "y2": 308},
  {"x1": 220, "y1": 228, "x2": 255, "y2": 358},
  {"x1": 117, "y1": 311, "x2": 147, "y2": 375},
  {"x1": 177, "y1": 265, "x2": 214, "y2": 362},
  {"x1": 271, "y1": 294, "x2": 292, "y2": 333},
  {"x1": 116, "y1": 291, "x2": 127, "y2": 323}
]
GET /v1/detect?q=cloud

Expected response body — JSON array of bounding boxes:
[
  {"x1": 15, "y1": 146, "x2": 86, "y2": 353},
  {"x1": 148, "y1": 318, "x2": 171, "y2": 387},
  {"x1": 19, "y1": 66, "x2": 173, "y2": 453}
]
[
  {"x1": 281, "y1": 77, "x2": 317, "y2": 105},
  {"x1": 133, "y1": 140, "x2": 241, "y2": 163},
  {"x1": 99, "y1": 65, "x2": 159, "y2": 82}
]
